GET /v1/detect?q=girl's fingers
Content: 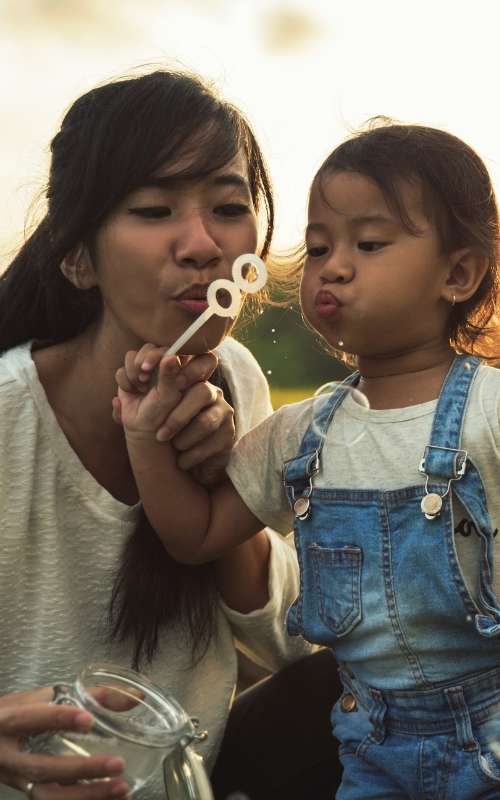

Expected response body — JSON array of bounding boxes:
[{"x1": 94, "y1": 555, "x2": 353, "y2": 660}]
[
  {"x1": 156, "y1": 382, "x2": 222, "y2": 443},
  {"x1": 172, "y1": 390, "x2": 233, "y2": 452},
  {"x1": 136, "y1": 344, "x2": 166, "y2": 372},
  {"x1": 124, "y1": 352, "x2": 147, "y2": 392},
  {"x1": 156, "y1": 356, "x2": 183, "y2": 410},
  {"x1": 111, "y1": 396, "x2": 122, "y2": 426},
  {"x1": 114, "y1": 366, "x2": 133, "y2": 393}
]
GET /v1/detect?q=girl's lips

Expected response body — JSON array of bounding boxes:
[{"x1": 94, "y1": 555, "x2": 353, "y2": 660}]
[
  {"x1": 176, "y1": 299, "x2": 209, "y2": 315},
  {"x1": 314, "y1": 291, "x2": 340, "y2": 319}
]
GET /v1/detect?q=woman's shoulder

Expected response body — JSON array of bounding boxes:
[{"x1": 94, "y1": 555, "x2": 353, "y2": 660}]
[
  {"x1": 216, "y1": 336, "x2": 265, "y2": 378},
  {"x1": 0, "y1": 341, "x2": 34, "y2": 392}
]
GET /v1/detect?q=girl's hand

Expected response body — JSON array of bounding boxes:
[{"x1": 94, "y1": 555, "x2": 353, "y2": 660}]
[
  {"x1": 114, "y1": 346, "x2": 236, "y2": 486},
  {"x1": 0, "y1": 687, "x2": 129, "y2": 799},
  {"x1": 115, "y1": 352, "x2": 184, "y2": 440}
]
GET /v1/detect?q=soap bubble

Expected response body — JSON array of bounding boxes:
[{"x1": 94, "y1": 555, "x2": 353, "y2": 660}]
[{"x1": 312, "y1": 382, "x2": 370, "y2": 449}]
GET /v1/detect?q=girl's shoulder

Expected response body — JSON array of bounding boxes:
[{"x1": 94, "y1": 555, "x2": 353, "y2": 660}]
[{"x1": 216, "y1": 337, "x2": 272, "y2": 433}]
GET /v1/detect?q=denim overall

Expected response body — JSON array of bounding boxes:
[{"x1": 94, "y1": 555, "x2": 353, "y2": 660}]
[{"x1": 283, "y1": 356, "x2": 500, "y2": 798}]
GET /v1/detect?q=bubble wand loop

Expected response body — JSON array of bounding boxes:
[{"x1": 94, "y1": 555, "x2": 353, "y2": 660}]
[{"x1": 165, "y1": 253, "x2": 267, "y2": 356}]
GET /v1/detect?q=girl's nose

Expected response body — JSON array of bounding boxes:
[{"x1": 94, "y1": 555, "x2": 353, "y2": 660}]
[
  {"x1": 320, "y1": 246, "x2": 354, "y2": 284},
  {"x1": 174, "y1": 212, "x2": 223, "y2": 269}
]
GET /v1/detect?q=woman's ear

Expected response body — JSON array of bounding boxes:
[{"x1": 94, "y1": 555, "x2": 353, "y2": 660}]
[
  {"x1": 60, "y1": 245, "x2": 97, "y2": 290},
  {"x1": 441, "y1": 248, "x2": 488, "y2": 305}
]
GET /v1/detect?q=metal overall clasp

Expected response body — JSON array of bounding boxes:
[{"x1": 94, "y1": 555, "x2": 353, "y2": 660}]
[{"x1": 418, "y1": 446, "x2": 467, "y2": 520}]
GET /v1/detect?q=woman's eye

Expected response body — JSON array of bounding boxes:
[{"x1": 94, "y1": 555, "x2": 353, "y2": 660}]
[
  {"x1": 358, "y1": 241, "x2": 388, "y2": 252},
  {"x1": 128, "y1": 206, "x2": 172, "y2": 219},
  {"x1": 306, "y1": 245, "x2": 328, "y2": 258},
  {"x1": 214, "y1": 204, "x2": 250, "y2": 217}
]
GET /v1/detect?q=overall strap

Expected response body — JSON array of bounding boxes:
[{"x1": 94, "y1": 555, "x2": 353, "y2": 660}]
[
  {"x1": 282, "y1": 372, "x2": 358, "y2": 509},
  {"x1": 419, "y1": 355, "x2": 481, "y2": 482}
]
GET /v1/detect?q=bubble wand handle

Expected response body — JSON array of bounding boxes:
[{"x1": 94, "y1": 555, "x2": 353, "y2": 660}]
[{"x1": 166, "y1": 306, "x2": 216, "y2": 356}]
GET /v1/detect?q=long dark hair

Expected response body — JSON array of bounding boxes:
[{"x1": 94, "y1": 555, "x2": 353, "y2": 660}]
[
  {"x1": 0, "y1": 68, "x2": 274, "y2": 668},
  {"x1": 315, "y1": 119, "x2": 500, "y2": 361}
]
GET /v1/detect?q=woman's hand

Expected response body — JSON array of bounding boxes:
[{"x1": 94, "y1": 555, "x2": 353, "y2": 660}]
[
  {"x1": 0, "y1": 687, "x2": 130, "y2": 799},
  {"x1": 114, "y1": 345, "x2": 236, "y2": 486}
]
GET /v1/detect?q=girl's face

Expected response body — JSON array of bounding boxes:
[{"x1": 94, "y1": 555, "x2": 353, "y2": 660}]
[
  {"x1": 87, "y1": 150, "x2": 258, "y2": 354},
  {"x1": 300, "y1": 171, "x2": 455, "y2": 359}
]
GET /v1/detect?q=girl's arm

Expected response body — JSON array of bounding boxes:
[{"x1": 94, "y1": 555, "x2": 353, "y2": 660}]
[{"x1": 120, "y1": 355, "x2": 264, "y2": 565}]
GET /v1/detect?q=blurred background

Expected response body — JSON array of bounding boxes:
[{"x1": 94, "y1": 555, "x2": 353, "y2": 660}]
[{"x1": 2, "y1": 0, "x2": 500, "y2": 404}]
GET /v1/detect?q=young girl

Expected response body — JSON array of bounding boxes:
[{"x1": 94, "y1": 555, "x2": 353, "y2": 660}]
[{"x1": 119, "y1": 121, "x2": 500, "y2": 798}]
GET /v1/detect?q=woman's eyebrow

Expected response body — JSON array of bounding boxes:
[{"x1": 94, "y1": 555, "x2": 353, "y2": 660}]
[
  {"x1": 135, "y1": 172, "x2": 251, "y2": 195},
  {"x1": 208, "y1": 173, "x2": 251, "y2": 195}
]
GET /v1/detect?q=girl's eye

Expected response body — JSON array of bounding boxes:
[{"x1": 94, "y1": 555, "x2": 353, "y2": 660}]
[
  {"x1": 128, "y1": 206, "x2": 172, "y2": 219},
  {"x1": 214, "y1": 203, "x2": 251, "y2": 217},
  {"x1": 306, "y1": 245, "x2": 329, "y2": 258},
  {"x1": 358, "y1": 241, "x2": 388, "y2": 252}
]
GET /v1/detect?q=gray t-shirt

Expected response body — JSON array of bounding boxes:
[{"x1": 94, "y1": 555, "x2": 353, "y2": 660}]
[{"x1": 227, "y1": 364, "x2": 500, "y2": 605}]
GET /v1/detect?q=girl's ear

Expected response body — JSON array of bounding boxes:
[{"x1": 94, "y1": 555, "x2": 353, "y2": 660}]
[
  {"x1": 442, "y1": 248, "x2": 488, "y2": 305},
  {"x1": 60, "y1": 245, "x2": 98, "y2": 290}
]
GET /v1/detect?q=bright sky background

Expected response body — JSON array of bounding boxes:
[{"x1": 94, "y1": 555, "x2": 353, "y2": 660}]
[{"x1": 2, "y1": 0, "x2": 500, "y2": 266}]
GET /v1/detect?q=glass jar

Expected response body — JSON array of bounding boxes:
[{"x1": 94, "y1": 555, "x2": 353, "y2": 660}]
[{"x1": 29, "y1": 662, "x2": 214, "y2": 800}]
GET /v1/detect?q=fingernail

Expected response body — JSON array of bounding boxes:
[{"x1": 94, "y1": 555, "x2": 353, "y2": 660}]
[
  {"x1": 110, "y1": 780, "x2": 130, "y2": 797},
  {"x1": 156, "y1": 429, "x2": 171, "y2": 442},
  {"x1": 74, "y1": 711, "x2": 93, "y2": 728},
  {"x1": 138, "y1": 372, "x2": 149, "y2": 382},
  {"x1": 106, "y1": 757, "x2": 125, "y2": 774}
]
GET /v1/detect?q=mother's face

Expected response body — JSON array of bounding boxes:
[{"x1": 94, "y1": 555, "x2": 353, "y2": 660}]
[{"x1": 87, "y1": 150, "x2": 259, "y2": 354}]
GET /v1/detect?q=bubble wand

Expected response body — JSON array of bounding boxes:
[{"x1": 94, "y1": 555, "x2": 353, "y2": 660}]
[{"x1": 166, "y1": 253, "x2": 267, "y2": 356}]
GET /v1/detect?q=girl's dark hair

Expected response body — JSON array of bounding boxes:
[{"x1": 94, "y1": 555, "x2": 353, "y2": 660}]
[
  {"x1": 0, "y1": 68, "x2": 274, "y2": 668},
  {"x1": 315, "y1": 118, "x2": 500, "y2": 360}
]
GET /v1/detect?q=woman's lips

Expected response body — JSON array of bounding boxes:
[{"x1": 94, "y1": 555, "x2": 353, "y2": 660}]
[
  {"x1": 177, "y1": 299, "x2": 209, "y2": 315},
  {"x1": 314, "y1": 291, "x2": 340, "y2": 319}
]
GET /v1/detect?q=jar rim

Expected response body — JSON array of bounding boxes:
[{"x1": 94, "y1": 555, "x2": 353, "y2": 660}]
[{"x1": 74, "y1": 662, "x2": 194, "y2": 748}]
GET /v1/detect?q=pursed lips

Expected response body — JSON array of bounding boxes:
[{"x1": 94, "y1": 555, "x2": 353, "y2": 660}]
[
  {"x1": 314, "y1": 289, "x2": 341, "y2": 318},
  {"x1": 175, "y1": 283, "x2": 210, "y2": 315}
]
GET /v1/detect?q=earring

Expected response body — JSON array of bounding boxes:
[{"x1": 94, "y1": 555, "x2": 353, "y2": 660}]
[{"x1": 450, "y1": 294, "x2": 456, "y2": 307}]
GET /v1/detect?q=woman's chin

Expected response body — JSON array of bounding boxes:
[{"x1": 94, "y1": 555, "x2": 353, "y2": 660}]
[{"x1": 176, "y1": 321, "x2": 232, "y2": 355}]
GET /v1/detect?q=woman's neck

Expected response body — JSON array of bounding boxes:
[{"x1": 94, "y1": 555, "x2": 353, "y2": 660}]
[
  {"x1": 355, "y1": 341, "x2": 456, "y2": 410},
  {"x1": 32, "y1": 329, "x2": 140, "y2": 504}
]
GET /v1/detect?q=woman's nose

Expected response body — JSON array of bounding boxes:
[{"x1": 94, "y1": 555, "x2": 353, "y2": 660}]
[{"x1": 174, "y1": 212, "x2": 223, "y2": 269}]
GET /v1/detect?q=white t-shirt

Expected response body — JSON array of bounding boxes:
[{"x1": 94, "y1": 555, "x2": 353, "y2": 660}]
[
  {"x1": 0, "y1": 338, "x2": 312, "y2": 799},
  {"x1": 227, "y1": 364, "x2": 500, "y2": 605}
]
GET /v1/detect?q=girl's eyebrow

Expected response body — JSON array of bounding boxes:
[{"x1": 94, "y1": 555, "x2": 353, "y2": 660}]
[
  {"x1": 349, "y1": 213, "x2": 396, "y2": 226},
  {"x1": 306, "y1": 215, "x2": 395, "y2": 235}
]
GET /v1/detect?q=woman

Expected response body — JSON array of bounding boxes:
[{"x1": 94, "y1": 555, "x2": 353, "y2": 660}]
[{"x1": 0, "y1": 68, "x2": 322, "y2": 800}]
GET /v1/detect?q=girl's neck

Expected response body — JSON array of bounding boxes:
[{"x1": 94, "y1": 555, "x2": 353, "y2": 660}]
[{"x1": 355, "y1": 342, "x2": 456, "y2": 410}]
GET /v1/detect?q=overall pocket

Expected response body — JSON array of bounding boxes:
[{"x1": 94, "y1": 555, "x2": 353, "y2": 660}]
[
  {"x1": 310, "y1": 544, "x2": 363, "y2": 637},
  {"x1": 470, "y1": 711, "x2": 500, "y2": 784}
]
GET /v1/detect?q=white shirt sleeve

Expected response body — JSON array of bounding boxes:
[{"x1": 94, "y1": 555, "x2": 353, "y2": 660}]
[{"x1": 216, "y1": 339, "x2": 315, "y2": 664}]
